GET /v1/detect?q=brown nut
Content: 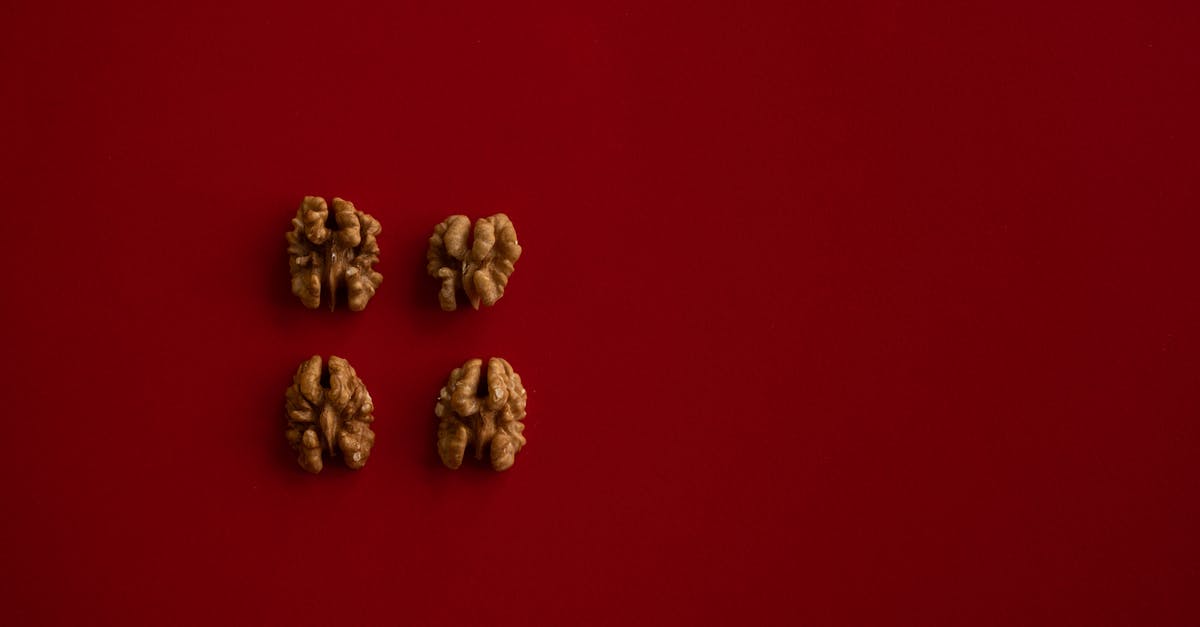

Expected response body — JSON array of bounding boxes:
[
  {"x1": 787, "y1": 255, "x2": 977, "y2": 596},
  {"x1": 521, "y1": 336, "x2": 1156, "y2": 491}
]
[
  {"x1": 284, "y1": 355, "x2": 376, "y2": 473},
  {"x1": 286, "y1": 196, "x2": 383, "y2": 311},
  {"x1": 426, "y1": 214, "x2": 521, "y2": 311},
  {"x1": 435, "y1": 357, "x2": 527, "y2": 471}
]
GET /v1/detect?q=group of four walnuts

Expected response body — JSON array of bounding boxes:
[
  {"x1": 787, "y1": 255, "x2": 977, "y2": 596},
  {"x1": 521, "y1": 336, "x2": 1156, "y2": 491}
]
[{"x1": 283, "y1": 196, "x2": 527, "y2": 474}]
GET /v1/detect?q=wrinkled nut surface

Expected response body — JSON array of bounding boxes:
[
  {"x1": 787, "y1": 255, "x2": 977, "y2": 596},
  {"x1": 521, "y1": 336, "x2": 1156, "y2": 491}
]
[
  {"x1": 436, "y1": 357, "x2": 527, "y2": 471},
  {"x1": 284, "y1": 355, "x2": 376, "y2": 473},
  {"x1": 426, "y1": 214, "x2": 521, "y2": 311},
  {"x1": 286, "y1": 196, "x2": 383, "y2": 311}
]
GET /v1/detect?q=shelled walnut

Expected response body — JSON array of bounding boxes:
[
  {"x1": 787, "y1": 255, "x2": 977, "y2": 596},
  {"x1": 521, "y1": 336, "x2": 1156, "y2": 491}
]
[
  {"x1": 284, "y1": 355, "x2": 376, "y2": 473},
  {"x1": 426, "y1": 214, "x2": 521, "y2": 311},
  {"x1": 435, "y1": 357, "x2": 528, "y2": 471},
  {"x1": 286, "y1": 196, "x2": 383, "y2": 311}
]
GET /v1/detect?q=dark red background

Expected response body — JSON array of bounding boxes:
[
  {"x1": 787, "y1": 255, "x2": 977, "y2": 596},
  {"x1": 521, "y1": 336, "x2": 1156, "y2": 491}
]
[{"x1": 2, "y1": 1, "x2": 1198, "y2": 624}]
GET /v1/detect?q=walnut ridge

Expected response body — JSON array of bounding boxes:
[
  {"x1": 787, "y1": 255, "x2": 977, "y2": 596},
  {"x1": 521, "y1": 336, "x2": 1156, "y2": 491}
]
[
  {"x1": 286, "y1": 196, "x2": 383, "y2": 311},
  {"x1": 435, "y1": 358, "x2": 527, "y2": 471},
  {"x1": 284, "y1": 355, "x2": 376, "y2": 473},
  {"x1": 427, "y1": 214, "x2": 521, "y2": 311}
]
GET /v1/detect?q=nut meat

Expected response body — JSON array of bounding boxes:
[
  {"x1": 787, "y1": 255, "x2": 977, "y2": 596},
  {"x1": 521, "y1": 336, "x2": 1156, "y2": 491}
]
[
  {"x1": 284, "y1": 355, "x2": 376, "y2": 473},
  {"x1": 427, "y1": 214, "x2": 521, "y2": 310},
  {"x1": 287, "y1": 196, "x2": 383, "y2": 311},
  {"x1": 435, "y1": 358, "x2": 527, "y2": 471}
]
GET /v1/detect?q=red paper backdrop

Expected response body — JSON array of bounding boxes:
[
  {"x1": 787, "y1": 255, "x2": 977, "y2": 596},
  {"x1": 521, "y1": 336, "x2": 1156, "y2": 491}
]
[{"x1": 1, "y1": 1, "x2": 1197, "y2": 625}]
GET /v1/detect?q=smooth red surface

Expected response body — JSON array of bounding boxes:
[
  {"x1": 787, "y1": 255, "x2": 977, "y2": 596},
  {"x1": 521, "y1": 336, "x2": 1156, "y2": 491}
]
[{"x1": 2, "y1": 1, "x2": 1198, "y2": 624}]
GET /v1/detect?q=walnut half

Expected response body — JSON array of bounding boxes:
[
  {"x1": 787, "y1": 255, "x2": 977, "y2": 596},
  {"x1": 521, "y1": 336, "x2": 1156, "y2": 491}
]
[
  {"x1": 426, "y1": 214, "x2": 521, "y2": 311},
  {"x1": 284, "y1": 355, "x2": 376, "y2": 473},
  {"x1": 435, "y1": 358, "x2": 528, "y2": 471},
  {"x1": 286, "y1": 196, "x2": 383, "y2": 311}
]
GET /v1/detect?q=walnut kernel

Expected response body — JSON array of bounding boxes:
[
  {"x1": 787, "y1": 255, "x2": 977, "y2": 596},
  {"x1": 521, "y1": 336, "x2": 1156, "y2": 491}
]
[
  {"x1": 435, "y1": 358, "x2": 527, "y2": 471},
  {"x1": 284, "y1": 355, "x2": 376, "y2": 473},
  {"x1": 426, "y1": 214, "x2": 521, "y2": 311},
  {"x1": 286, "y1": 196, "x2": 383, "y2": 311}
]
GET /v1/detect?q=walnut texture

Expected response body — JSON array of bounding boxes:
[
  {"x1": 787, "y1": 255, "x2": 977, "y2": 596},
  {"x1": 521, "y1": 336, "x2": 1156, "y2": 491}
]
[
  {"x1": 284, "y1": 355, "x2": 376, "y2": 473},
  {"x1": 286, "y1": 196, "x2": 383, "y2": 311},
  {"x1": 426, "y1": 214, "x2": 522, "y2": 311},
  {"x1": 435, "y1": 358, "x2": 528, "y2": 471}
]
